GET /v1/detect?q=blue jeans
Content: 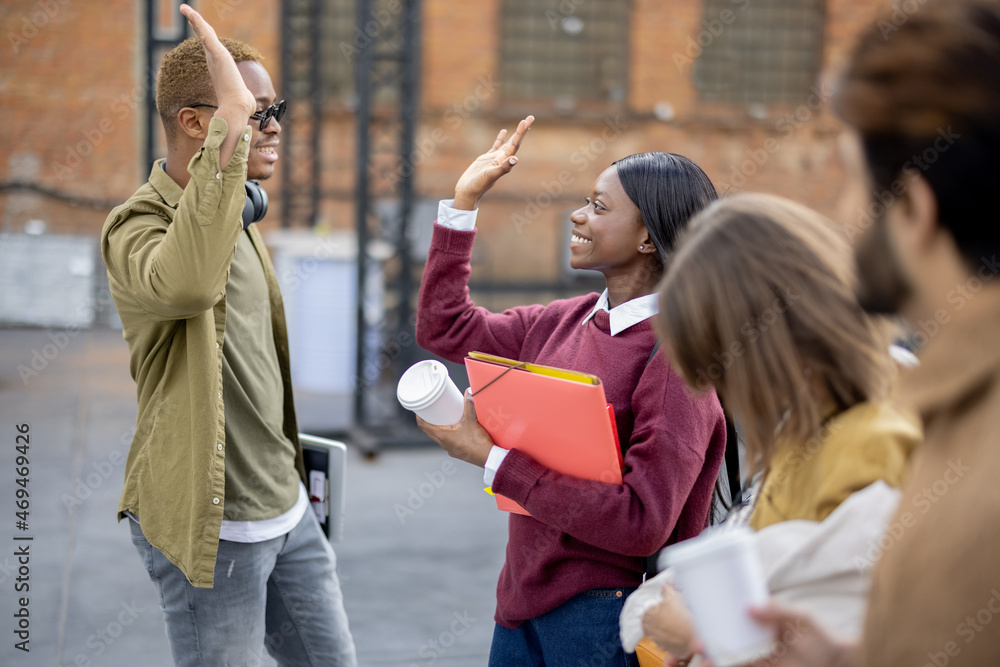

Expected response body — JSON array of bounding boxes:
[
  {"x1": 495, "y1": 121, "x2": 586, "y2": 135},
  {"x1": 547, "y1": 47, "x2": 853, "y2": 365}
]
[
  {"x1": 129, "y1": 508, "x2": 356, "y2": 667},
  {"x1": 489, "y1": 588, "x2": 639, "y2": 667}
]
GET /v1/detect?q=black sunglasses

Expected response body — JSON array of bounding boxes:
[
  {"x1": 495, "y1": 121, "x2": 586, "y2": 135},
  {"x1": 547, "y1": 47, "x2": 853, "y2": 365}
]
[{"x1": 190, "y1": 100, "x2": 286, "y2": 131}]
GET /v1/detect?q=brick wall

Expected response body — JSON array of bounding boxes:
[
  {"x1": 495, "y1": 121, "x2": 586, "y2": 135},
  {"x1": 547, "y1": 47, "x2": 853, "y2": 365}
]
[{"x1": 1, "y1": 0, "x2": 890, "y2": 285}]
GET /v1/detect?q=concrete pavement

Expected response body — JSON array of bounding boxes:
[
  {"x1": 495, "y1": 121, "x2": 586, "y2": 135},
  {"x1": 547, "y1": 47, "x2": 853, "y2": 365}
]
[{"x1": 0, "y1": 327, "x2": 508, "y2": 666}]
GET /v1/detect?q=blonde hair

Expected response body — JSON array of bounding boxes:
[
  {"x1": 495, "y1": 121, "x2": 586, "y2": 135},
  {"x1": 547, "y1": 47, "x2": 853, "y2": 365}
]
[
  {"x1": 656, "y1": 194, "x2": 893, "y2": 473},
  {"x1": 155, "y1": 36, "x2": 263, "y2": 139}
]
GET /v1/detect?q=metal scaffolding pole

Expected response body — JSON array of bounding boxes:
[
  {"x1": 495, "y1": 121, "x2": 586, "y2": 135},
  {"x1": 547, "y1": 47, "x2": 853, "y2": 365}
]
[
  {"x1": 144, "y1": 0, "x2": 190, "y2": 175},
  {"x1": 280, "y1": 0, "x2": 323, "y2": 229},
  {"x1": 353, "y1": 0, "x2": 422, "y2": 438}
]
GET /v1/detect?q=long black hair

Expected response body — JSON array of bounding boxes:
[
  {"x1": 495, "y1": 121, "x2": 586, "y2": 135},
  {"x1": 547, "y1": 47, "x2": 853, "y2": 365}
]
[
  {"x1": 613, "y1": 152, "x2": 718, "y2": 270},
  {"x1": 614, "y1": 152, "x2": 741, "y2": 534}
]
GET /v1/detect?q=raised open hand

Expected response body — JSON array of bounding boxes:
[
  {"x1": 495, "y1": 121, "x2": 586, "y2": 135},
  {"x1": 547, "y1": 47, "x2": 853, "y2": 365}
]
[
  {"x1": 453, "y1": 115, "x2": 534, "y2": 210},
  {"x1": 179, "y1": 4, "x2": 255, "y2": 117}
]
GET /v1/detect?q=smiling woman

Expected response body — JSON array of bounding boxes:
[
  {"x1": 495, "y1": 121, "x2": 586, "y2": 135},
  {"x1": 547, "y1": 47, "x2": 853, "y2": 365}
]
[
  {"x1": 412, "y1": 118, "x2": 727, "y2": 666},
  {"x1": 568, "y1": 152, "x2": 718, "y2": 304}
]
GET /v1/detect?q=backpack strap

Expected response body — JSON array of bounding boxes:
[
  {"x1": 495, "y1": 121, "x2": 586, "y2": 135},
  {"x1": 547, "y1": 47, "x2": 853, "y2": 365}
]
[
  {"x1": 646, "y1": 341, "x2": 662, "y2": 368},
  {"x1": 722, "y1": 407, "x2": 742, "y2": 507},
  {"x1": 638, "y1": 340, "x2": 663, "y2": 577}
]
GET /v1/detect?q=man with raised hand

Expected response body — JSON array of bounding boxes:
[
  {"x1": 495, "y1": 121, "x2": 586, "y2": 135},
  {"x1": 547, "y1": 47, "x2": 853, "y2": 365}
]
[{"x1": 101, "y1": 5, "x2": 356, "y2": 665}]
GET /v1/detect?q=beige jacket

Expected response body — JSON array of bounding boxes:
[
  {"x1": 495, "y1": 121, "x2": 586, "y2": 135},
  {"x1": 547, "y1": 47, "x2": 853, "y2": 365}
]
[{"x1": 859, "y1": 287, "x2": 1000, "y2": 666}]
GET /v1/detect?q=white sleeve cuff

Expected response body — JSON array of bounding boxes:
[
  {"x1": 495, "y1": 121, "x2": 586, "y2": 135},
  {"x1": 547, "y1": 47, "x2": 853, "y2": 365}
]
[
  {"x1": 437, "y1": 199, "x2": 479, "y2": 231},
  {"x1": 483, "y1": 446, "x2": 510, "y2": 487}
]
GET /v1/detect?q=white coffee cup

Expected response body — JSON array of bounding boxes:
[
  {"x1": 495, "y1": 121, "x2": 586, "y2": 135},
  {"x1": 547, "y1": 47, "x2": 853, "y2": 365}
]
[
  {"x1": 396, "y1": 360, "x2": 465, "y2": 426},
  {"x1": 658, "y1": 527, "x2": 773, "y2": 667}
]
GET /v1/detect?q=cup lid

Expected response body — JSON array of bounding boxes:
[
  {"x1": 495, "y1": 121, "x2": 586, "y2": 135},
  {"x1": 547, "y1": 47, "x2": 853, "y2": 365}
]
[
  {"x1": 397, "y1": 360, "x2": 449, "y2": 411},
  {"x1": 658, "y1": 526, "x2": 755, "y2": 571}
]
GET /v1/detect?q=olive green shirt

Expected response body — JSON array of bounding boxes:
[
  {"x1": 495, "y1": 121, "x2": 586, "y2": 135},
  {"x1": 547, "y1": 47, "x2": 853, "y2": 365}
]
[
  {"x1": 101, "y1": 117, "x2": 305, "y2": 588},
  {"x1": 221, "y1": 231, "x2": 300, "y2": 521}
]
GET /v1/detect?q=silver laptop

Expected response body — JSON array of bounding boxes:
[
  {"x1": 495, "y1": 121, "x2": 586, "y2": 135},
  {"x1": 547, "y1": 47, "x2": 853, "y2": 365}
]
[{"x1": 298, "y1": 434, "x2": 348, "y2": 543}]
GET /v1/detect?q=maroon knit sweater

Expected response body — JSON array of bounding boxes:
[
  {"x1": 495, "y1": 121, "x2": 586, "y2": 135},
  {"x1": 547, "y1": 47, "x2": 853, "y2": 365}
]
[{"x1": 416, "y1": 223, "x2": 727, "y2": 628}]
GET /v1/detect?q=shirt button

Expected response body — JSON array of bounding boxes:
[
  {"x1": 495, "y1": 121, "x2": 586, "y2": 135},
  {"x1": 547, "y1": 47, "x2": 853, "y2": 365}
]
[
  {"x1": 243, "y1": 133, "x2": 250, "y2": 142},
  {"x1": 217, "y1": 443, "x2": 223, "y2": 451},
  {"x1": 212, "y1": 497, "x2": 220, "y2": 505},
  {"x1": 216, "y1": 172, "x2": 221, "y2": 179},
  {"x1": 216, "y1": 342, "x2": 220, "y2": 349},
  {"x1": 218, "y1": 392, "x2": 222, "y2": 399}
]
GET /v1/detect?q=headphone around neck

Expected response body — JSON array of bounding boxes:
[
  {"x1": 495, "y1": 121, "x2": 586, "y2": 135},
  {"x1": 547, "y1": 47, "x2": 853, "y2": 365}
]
[{"x1": 242, "y1": 180, "x2": 268, "y2": 229}]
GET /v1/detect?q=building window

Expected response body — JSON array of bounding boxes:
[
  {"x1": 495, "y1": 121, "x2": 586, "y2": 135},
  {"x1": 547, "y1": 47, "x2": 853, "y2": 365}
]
[
  {"x1": 693, "y1": 0, "x2": 825, "y2": 105},
  {"x1": 316, "y1": 0, "x2": 408, "y2": 106},
  {"x1": 321, "y1": 0, "x2": 357, "y2": 103},
  {"x1": 499, "y1": 0, "x2": 628, "y2": 107}
]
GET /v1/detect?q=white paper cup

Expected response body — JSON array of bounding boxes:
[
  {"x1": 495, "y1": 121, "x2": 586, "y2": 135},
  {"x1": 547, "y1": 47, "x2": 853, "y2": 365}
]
[
  {"x1": 658, "y1": 527, "x2": 773, "y2": 667},
  {"x1": 396, "y1": 360, "x2": 465, "y2": 426}
]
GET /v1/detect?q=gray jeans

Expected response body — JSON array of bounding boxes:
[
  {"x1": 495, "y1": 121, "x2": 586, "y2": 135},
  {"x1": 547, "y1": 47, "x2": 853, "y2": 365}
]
[{"x1": 129, "y1": 509, "x2": 357, "y2": 667}]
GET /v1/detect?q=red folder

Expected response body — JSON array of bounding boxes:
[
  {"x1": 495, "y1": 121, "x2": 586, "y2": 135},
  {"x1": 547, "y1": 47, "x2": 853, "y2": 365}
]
[{"x1": 464, "y1": 352, "x2": 624, "y2": 515}]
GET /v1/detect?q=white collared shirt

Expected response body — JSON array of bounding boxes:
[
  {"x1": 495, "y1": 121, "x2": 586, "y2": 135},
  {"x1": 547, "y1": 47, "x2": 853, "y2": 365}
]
[
  {"x1": 580, "y1": 290, "x2": 659, "y2": 336},
  {"x1": 435, "y1": 198, "x2": 662, "y2": 487},
  {"x1": 436, "y1": 199, "x2": 478, "y2": 231}
]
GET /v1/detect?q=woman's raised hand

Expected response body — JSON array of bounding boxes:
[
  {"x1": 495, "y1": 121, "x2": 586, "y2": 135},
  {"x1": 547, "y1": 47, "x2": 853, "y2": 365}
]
[{"x1": 453, "y1": 115, "x2": 534, "y2": 210}]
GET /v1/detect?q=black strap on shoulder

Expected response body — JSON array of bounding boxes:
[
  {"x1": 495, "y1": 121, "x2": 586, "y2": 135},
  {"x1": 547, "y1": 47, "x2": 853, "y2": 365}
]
[
  {"x1": 722, "y1": 406, "x2": 742, "y2": 507},
  {"x1": 638, "y1": 339, "x2": 663, "y2": 578},
  {"x1": 646, "y1": 341, "x2": 662, "y2": 368},
  {"x1": 622, "y1": 341, "x2": 664, "y2": 462},
  {"x1": 647, "y1": 339, "x2": 741, "y2": 505}
]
